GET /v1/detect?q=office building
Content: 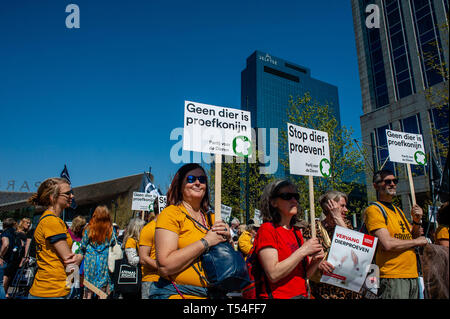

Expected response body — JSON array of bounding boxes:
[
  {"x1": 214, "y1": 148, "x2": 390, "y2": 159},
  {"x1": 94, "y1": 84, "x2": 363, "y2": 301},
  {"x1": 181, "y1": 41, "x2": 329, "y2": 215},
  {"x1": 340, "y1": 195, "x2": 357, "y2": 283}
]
[{"x1": 351, "y1": 0, "x2": 449, "y2": 212}]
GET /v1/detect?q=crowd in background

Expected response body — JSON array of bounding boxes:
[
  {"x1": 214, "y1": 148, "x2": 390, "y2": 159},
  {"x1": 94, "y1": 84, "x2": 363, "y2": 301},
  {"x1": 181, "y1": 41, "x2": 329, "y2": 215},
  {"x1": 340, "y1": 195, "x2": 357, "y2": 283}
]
[{"x1": 0, "y1": 164, "x2": 448, "y2": 300}]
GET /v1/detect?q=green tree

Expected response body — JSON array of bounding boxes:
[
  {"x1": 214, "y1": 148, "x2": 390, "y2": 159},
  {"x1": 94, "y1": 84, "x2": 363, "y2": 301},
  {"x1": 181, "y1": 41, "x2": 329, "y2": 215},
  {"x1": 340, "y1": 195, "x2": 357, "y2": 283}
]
[{"x1": 280, "y1": 92, "x2": 367, "y2": 220}]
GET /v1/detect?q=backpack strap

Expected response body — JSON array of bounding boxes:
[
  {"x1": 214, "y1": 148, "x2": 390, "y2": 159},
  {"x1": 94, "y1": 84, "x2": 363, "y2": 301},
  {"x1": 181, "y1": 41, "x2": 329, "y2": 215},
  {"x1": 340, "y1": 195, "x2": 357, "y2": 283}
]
[{"x1": 359, "y1": 201, "x2": 389, "y2": 233}]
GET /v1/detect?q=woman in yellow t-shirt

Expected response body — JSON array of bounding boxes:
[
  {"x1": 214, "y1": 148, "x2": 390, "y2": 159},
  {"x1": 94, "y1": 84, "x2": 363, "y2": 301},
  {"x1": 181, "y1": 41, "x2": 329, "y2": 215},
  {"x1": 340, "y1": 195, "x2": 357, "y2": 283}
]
[
  {"x1": 27, "y1": 177, "x2": 83, "y2": 299},
  {"x1": 151, "y1": 163, "x2": 230, "y2": 299}
]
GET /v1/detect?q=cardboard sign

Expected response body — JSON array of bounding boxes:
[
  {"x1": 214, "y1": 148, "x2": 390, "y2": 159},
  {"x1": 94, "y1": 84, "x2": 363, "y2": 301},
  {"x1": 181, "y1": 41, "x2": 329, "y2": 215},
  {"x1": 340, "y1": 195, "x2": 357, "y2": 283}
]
[
  {"x1": 386, "y1": 129, "x2": 426, "y2": 165},
  {"x1": 320, "y1": 226, "x2": 378, "y2": 293},
  {"x1": 221, "y1": 204, "x2": 232, "y2": 223},
  {"x1": 287, "y1": 123, "x2": 331, "y2": 177},
  {"x1": 183, "y1": 101, "x2": 252, "y2": 157},
  {"x1": 132, "y1": 192, "x2": 157, "y2": 211}
]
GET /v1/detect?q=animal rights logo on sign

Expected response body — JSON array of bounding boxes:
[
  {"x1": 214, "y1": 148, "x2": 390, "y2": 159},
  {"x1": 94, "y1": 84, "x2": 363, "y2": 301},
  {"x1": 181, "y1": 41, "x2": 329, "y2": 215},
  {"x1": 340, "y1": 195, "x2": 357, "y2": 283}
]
[
  {"x1": 183, "y1": 101, "x2": 252, "y2": 157},
  {"x1": 385, "y1": 130, "x2": 426, "y2": 165},
  {"x1": 287, "y1": 123, "x2": 331, "y2": 177}
]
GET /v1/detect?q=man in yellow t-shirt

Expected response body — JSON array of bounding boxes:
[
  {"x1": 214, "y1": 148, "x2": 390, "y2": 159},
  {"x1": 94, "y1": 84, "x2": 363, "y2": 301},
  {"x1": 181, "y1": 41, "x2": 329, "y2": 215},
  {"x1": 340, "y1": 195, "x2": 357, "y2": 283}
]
[{"x1": 364, "y1": 169, "x2": 427, "y2": 299}]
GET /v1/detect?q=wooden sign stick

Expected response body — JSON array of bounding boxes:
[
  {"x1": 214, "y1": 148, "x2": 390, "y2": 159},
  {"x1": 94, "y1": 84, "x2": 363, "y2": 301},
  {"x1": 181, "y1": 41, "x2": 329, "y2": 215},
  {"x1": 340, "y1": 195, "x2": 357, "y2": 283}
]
[
  {"x1": 83, "y1": 279, "x2": 108, "y2": 299},
  {"x1": 406, "y1": 163, "x2": 416, "y2": 207},
  {"x1": 215, "y1": 153, "x2": 222, "y2": 222},
  {"x1": 309, "y1": 175, "x2": 316, "y2": 238}
]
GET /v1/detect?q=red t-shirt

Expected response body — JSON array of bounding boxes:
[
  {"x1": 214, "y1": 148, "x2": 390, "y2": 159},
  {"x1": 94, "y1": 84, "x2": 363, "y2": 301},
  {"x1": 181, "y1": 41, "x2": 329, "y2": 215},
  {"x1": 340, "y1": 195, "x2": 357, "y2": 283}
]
[{"x1": 254, "y1": 222, "x2": 307, "y2": 299}]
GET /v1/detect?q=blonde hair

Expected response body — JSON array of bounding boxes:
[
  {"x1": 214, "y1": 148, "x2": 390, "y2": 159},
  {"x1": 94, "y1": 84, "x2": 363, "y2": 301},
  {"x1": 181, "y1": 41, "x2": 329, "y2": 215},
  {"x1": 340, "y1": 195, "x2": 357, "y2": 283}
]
[
  {"x1": 123, "y1": 218, "x2": 146, "y2": 245},
  {"x1": 318, "y1": 190, "x2": 348, "y2": 216},
  {"x1": 17, "y1": 218, "x2": 31, "y2": 233},
  {"x1": 28, "y1": 177, "x2": 70, "y2": 207},
  {"x1": 70, "y1": 215, "x2": 87, "y2": 237}
]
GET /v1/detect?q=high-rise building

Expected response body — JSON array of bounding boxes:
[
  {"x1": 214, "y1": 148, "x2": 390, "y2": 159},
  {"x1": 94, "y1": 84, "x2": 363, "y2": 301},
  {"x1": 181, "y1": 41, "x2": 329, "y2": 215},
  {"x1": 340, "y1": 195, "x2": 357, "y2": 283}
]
[
  {"x1": 351, "y1": 0, "x2": 449, "y2": 211},
  {"x1": 241, "y1": 50, "x2": 341, "y2": 177}
]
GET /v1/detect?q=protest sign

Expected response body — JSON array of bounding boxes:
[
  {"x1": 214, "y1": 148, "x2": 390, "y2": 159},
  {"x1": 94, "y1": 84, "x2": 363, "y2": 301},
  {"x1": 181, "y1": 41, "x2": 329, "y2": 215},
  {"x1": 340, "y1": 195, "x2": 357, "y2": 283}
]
[
  {"x1": 385, "y1": 129, "x2": 426, "y2": 206},
  {"x1": 132, "y1": 192, "x2": 157, "y2": 211},
  {"x1": 254, "y1": 209, "x2": 262, "y2": 225},
  {"x1": 182, "y1": 100, "x2": 252, "y2": 220},
  {"x1": 183, "y1": 101, "x2": 252, "y2": 158},
  {"x1": 385, "y1": 130, "x2": 426, "y2": 166},
  {"x1": 287, "y1": 123, "x2": 331, "y2": 177},
  {"x1": 158, "y1": 195, "x2": 167, "y2": 214},
  {"x1": 287, "y1": 123, "x2": 330, "y2": 237},
  {"x1": 221, "y1": 204, "x2": 232, "y2": 223},
  {"x1": 321, "y1": 226, "x2": 378, "y2": 293}
]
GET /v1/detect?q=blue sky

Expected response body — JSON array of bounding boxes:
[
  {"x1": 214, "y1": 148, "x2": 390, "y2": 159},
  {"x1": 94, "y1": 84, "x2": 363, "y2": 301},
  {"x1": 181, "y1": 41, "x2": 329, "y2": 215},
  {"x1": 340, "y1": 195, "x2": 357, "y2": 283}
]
[{"x1": 0, "y1": 0, "x2": 363, "y2": 193}]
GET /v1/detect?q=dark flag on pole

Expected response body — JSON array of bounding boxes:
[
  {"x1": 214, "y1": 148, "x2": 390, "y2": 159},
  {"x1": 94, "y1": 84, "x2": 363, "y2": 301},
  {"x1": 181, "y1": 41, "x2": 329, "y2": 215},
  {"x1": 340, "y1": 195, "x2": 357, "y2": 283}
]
[
  {"x1": 139, "y1": 171, "x2": 160, "y2": 196},
  {"x1": 60, "y1": 164, "x2": 77, "y2": 209}
]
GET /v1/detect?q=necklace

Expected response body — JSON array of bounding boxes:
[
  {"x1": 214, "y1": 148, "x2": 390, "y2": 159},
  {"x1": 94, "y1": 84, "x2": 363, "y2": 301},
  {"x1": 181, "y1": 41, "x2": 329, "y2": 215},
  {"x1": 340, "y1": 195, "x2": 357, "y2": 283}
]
[{"x1": 183, "y1": 202, "x2": 207, "y2": 228}]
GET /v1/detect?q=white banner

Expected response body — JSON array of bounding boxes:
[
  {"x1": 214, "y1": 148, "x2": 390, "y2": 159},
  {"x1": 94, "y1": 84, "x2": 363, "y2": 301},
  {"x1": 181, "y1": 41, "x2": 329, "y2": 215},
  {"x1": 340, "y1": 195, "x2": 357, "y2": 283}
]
[
  {"x1": 320, "y1": 226, "x2": 378, "y2": 293},
  {"x1": 132, "y1": 192, "x2": 157, "y2": 211},
  {"x1": 386, "y1": 129, "x2": 426, "y2": 165},
  {"x1": 287, "y1": 123, "x2": 331, "y2": 177},
  {"x1": 183, "y1": 101, "x2": 252, "y2": 157}
]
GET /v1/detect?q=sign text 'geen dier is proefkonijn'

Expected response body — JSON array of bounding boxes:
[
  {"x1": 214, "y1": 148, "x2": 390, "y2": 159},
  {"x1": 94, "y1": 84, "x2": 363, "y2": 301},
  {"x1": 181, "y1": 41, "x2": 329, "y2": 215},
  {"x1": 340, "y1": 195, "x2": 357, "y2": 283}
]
[
  {"x1": 287, "y1": 122, "x2": 331, "y2": 177},
  {"x1": 183, "y1": 101, "x2": 252, "y2": 158},
  {"x1": 321, "y1": 226, "x2": 378, "y2": 293},
  {"x1": 385, "y1": 129, "x2": 426, "y2": 166}
]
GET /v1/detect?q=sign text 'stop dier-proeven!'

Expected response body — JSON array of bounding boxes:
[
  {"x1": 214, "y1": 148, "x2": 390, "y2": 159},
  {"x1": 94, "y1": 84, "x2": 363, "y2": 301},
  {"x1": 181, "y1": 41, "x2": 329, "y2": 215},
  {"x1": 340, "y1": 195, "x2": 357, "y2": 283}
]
[
  {"x1": 183, "y1": 101, "x2": 252, "y2": 157},
  {"x1": 287, "y1": 122, "x2": 331, "y2": 177},
  {"x1": 385, "y1": 129, "x2": 426, "y2": 166}
]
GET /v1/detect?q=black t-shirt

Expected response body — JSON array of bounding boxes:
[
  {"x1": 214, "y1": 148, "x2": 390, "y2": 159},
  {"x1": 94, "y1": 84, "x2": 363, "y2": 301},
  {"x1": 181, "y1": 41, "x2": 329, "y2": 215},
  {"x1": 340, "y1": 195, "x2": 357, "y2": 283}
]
[{"x1": 1, "y1": 228, "x2": 16, "y2": 261}]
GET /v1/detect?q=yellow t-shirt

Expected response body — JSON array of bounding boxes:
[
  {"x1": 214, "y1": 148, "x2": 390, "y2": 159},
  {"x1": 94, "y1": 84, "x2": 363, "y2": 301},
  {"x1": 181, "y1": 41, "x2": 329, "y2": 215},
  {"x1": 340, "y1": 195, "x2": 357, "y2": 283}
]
[
  {"x1": 238, "y1": 231, "x2": 253, "y2": 256},
  {"x1": 364, "y1": 203, "x2": 418, "y2": 279},
  {"x1": 435, "y1": 225, "x2": 449, "y2": 242},
  {"x1": 138, "y1": 220, "x2": 159, "y2": 282},
  {"x1": 125, "y1": 237, "x2": 138, "y2": 250},
  {"x1": 29, "y1": 210, "x2": 73, "y2": 297},
  {"x1": 156, "y1": 204, "x2": 214, "y2": 298}
]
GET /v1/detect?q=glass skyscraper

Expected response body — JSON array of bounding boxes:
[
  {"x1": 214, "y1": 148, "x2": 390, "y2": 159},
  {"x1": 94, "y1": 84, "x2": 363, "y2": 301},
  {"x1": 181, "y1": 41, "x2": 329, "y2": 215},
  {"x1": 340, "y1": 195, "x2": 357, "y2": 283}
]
[{"x1": 241, "y1": 50, "x2": 341, "y2": 177}]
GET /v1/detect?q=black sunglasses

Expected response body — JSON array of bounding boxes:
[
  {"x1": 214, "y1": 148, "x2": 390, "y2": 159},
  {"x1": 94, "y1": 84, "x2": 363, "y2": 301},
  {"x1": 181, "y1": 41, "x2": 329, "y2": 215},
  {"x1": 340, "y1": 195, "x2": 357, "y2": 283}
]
[
  {"x1": 274, "y1": 192, "x2": 300, "y2": 201},
  {"x1": 380, "y1": 178, "x2": 399, "y2": 185},
  {"x1": 60, "y1": 190, "x2": 74, "y2": 196},
  {"x1": 186, "y1": 175, "x2": 207, "y2": 184}
]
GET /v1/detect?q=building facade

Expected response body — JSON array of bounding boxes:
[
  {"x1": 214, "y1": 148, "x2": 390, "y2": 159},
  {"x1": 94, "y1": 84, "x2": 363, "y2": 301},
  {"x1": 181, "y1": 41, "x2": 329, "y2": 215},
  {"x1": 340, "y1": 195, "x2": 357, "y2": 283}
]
[
  {"x1": 241, "y1": 50, "x2": 341, "y2": 177},
  {"x1": 351, "y1": 0, "x2": 449, "y2": 212}
]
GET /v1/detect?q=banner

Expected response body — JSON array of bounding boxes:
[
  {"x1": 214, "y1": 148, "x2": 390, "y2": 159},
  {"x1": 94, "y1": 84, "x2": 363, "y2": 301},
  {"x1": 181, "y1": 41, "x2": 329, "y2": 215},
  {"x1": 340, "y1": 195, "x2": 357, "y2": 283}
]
[
  {"x1": 132, "y1": 192, "x2": 157, "y2": 211},
  {"x1": 287, "y1": 123, "x2": 331, "y2": 177},
  {"x1": 385, "y1": 130, "x2": 426, "y2": 165},
  {"x1": 183, "y1": 101, "x2": 252, "y2": 157},
  {"x1": 320, "y1": 226, "x2": 378, "y2": 293}
]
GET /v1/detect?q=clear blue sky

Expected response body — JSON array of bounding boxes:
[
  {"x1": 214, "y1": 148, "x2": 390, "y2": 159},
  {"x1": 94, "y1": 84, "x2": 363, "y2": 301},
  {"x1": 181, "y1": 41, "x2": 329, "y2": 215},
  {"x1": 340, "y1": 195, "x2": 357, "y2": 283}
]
[{"x1": 0, "y1": 0, "x2": 363, "y2": 194}]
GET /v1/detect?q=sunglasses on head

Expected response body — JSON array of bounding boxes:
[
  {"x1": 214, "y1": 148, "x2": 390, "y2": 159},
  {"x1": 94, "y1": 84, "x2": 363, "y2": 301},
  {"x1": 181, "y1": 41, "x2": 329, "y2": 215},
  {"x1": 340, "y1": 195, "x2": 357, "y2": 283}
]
[
  {"x1": 379, "y1": 178, "x2": 398, "y2": 185},
  {"x1": 186, "y1": 175, "x2": 207, "y2": 184},
  {"x1": 274, "y1": 192, "x2": 300, "y2": 201}
]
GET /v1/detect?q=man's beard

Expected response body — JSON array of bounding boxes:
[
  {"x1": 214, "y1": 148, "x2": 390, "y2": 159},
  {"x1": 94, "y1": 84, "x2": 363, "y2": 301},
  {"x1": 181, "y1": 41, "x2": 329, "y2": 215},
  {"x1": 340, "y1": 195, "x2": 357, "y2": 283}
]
[{"x1": 385, "y1": 187, "x2": 396, "y2": 196}]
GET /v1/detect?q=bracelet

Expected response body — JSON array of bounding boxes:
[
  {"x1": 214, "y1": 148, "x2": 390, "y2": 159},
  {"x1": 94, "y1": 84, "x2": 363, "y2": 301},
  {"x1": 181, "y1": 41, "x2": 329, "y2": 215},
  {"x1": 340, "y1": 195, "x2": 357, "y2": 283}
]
[
  {"x1": 200, "y1": 238, "x2": 209, "y2": 252},
  {"x1": 413, "y1": 221, "x2": 422, "y2": 226}
]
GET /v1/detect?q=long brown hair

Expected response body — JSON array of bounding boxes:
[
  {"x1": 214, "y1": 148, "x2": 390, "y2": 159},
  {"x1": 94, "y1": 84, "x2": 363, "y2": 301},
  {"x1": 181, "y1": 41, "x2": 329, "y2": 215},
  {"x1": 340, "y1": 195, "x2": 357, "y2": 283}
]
[
  {"x1": 87, "y1": 206, "x2": 113, "y2": 244},
  {"x1": 166, "y1": 163, "x2": 210, "y2": 213}
]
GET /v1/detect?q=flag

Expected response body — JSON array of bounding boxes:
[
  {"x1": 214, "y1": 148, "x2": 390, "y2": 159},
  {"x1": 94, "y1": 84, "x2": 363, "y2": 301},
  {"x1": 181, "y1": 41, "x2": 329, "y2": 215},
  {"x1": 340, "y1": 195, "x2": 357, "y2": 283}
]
[
  {"x1": 139, "y1": 171, "x2": 160, "y2": 197},
  {"x1": 438, "y1": 152, "x2": 449, "y2": 202},
  {"x1": 60, "y1": 164, "x2": 77, "y2": 209},
  {"x1": 428, "y1": 150, "x2": 442, "y2": 200}
]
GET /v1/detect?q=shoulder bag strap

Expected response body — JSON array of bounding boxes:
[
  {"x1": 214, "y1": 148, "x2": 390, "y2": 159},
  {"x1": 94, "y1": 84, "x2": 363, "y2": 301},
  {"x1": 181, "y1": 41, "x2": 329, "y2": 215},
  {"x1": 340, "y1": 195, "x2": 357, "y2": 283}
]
[{"x1": 358, "y1": 201, "x2": 389, "y2": 232}]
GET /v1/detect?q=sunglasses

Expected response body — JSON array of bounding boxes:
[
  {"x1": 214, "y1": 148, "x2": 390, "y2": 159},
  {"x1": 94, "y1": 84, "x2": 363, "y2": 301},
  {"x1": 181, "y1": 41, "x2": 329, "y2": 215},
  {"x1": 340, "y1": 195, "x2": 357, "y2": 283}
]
[
  {"x1": 186, "y1": 175, "x2": 207, "y2": 184},
  {"x1": 60, "y1": 190, "x2": 74, "y2": 196},
  {"x1": 274, "y1": 192, "x2": 300, "y2": 201},
  {"x1": 379, "y1": 178, "x2": 398, "y2": 185}
]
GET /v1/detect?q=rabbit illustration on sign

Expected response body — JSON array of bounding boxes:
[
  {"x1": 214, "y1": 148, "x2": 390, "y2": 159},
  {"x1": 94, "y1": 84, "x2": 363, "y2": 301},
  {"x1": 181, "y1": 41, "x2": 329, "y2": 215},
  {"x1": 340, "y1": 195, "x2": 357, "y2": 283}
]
[{"x1": 330, "y1": 250, "x2": 365, "y2": 286}]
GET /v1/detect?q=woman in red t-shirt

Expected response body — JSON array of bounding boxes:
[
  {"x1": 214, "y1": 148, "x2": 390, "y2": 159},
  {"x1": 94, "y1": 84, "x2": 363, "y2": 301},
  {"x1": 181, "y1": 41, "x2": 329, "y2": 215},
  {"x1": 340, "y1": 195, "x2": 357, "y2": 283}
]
[{"x1": 255, "y1": 179, "x2": 324, "y2": 299}]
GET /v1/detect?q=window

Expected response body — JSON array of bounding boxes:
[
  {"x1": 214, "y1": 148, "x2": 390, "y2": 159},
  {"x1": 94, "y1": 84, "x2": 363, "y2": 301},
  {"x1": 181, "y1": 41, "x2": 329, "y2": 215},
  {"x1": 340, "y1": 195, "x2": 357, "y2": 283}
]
[
  {"x1": 263, "y1": 66, "x2": 299, "y2": 83},
  {"x1": 375, "y1": 124, "x2": 396, "y2": 172},
  {"x1": 285, "y1": 63, "x2": 307, "y2": 74},
  {"x1": 429, "y1": 107, "x2": 449, "y2": 168}
]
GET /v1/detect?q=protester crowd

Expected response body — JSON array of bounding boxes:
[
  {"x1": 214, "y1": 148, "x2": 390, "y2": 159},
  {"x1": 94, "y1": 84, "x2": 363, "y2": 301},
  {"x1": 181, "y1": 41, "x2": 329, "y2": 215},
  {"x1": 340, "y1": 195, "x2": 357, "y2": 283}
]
[{"x1": 0, "y1": 165, "x2": 448, "y2": 300}]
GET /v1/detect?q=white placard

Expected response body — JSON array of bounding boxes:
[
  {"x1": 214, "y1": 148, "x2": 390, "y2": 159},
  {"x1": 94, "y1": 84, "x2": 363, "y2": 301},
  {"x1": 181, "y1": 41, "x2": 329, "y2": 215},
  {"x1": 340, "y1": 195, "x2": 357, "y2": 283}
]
[
  {"x1": 287, "y1": 123, "x2": 331, "y2": 177},
  {"x1": 157, "y1": 195, "x2": 167, "y2": 214},
  {"x1": 254, "y1": 209, "x2": 262, "y2": 225},
  {"x1": 132, "y1": 192, "x2": 157, "y2": 211},
  {"x1": 386, "y1": 129, "x2": 426, "y2": 165},
  {"x1": 183, "y1": 101, "x2": 252, "y2": 157},
  {"x1": 221, "y1": 204, "x2": 232, "y2": 223},
  {"x1": 320, "y1": 226, "x2": 378, "y2": 293}
]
